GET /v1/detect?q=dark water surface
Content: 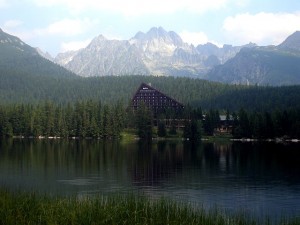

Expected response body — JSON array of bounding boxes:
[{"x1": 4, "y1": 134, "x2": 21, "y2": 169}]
[{"x1": 0, "y1": 139, "x2": 299, "y2": 220}]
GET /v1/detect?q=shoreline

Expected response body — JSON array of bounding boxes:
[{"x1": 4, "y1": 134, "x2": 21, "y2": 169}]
[
  {"x1": 8, "y1": 135, "x2": 300, "y2": 144},
  {"x1": 230, "y1": 138, "x2": 300, "y2": 143}
]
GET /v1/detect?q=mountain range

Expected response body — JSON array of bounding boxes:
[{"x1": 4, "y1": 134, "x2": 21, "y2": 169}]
[
  {"x1": 205, "y1": 31, "x2": 300, "y2": 85},
  {"x1": 1, "y1": 27, "x2": 300, "y2": 86},
  {"x1": 53, "y1": 27, "x2": 251, "y2": 78},
  {"x1": 51, "y1": 27, "x2": 300, "y2": 85}
]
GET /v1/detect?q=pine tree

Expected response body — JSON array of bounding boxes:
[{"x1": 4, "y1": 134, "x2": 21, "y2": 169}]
[
  {"x1": 157, "y1": 120, "x2": 167, "y2": 137},
  {"x1": 135, "y1": 103, "x2": 153, "y2": 140},
  {"x1": 169, "y1": 119, "x2": 177, "y2": 135}
]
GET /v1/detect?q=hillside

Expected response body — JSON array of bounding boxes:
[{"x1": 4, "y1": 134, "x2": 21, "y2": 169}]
[
  {"x1": 206, "y1": 31, "x2": 300, "y2": 85},
  {"x1": 205, "y1": 47, "x2": 300, "y2": 85},
  {"x1": 0, "y1": 29, "x2": 76, "y2": 79},
  {"x1": 1, "y1": 29, "x2": 300, "y2": 111},
  {"x1": 1, "y1": 73, "x2": 300, "y2": 112}
]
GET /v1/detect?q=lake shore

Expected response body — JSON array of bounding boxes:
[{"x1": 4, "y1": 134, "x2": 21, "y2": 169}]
[
  {"x1": 10, "y1": 133, "x2": 300, "y2": 144},
  {"x1": 0, "y1": 189, "x2": 299, "y2": 225}
]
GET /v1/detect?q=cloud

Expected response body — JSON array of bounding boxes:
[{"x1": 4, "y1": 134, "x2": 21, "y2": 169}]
[
  {"x1": 31, "y1": 0, "x2": 230, "y2": 16},
  {"x1": 34, "y1": 18, "x2": 97, "y2": 37},
  {"x1": 179, "y1": 31, "x2": 209, "y2": 46},
  {"x1": 223, "y1": 12, "x2": 300, "y2": 45},
  {"x1": 61, "y1": 39, "x2": 91, "y2": 52}
]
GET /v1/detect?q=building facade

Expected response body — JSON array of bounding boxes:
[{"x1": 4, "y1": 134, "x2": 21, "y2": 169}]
[{"x1": 131, "y1": 83, "x2": 184, "y2": 115}]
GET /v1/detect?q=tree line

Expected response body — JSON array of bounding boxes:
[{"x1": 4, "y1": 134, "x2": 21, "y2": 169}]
[
  {"x1": 231, "y1": 108, "x2": 300, "y2": 139},
  {"x1": 0, "y1": 101, "x2": 125, "y2": 138},
  {"x1": 185, "y1": 107, "x2": 300, "y2": 139},
  {"x1": 0, "y1": 101, "x2": 299, "y2": 140},
  {"x1": 1, "y1": 73, "x2": 300, "y2": 113}
]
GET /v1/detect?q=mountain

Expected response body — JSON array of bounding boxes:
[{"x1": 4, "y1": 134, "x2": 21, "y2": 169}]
[
  {"x1": 278, "y1": 31, "x2": 300, "y2": 52},
  {"x1": 55, "y1": 27, "x2": 246, "y2": 78},
  {"x1": 129, "y1": 27, "x2": 205, "y2": 76},
  {"x1": 206, "y1": 32, "x2": 300, "y2": 86},
  {"x1": 0, "y1": 28, "x2": 76, "y2": 79},
  {"x1": 36, "y1": 47, "x2": 54, "y2": 61},
  {"x1": 55, "y1": 50, "x2": 79, "y2": 66},
  {"x1": 55, "y1": 35, "x2": 149, "y2": 77},
  {"x1": 0, "y1": 28, "x2": 36, "y2": 55},
  {"x1": 3, "y1": 27, "x2": 300, "y2": 86}
]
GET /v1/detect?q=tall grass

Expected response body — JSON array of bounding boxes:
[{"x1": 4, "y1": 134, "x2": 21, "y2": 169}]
[{"x1": 0, "y1": 189, "x2": 299, "y2": 225}]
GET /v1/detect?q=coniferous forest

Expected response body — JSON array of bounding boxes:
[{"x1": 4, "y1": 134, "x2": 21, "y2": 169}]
[
  {"x1": 0, "y1": 101, "x2": 125, "y2": 139},
  {"x1": 1, "y1": 74, "x2": 300, "y2": 112},
  {"x1": 0, "y1": 101, "x2": 299, "y2": 140},
  {"x1": 0, "y1": 75, "x2": 300, "y2": 139}
]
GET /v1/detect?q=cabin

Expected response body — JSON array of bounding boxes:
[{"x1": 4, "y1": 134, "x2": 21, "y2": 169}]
[
  {"x1": 131, "y1": 83, "x2": 184, "y2": 115},
  {"x1": 216, "y1": 115, "x2": 234, "y2": 133}
]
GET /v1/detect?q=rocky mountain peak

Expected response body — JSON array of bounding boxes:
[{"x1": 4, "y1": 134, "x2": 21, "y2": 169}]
[
  {"x1": 147, "y1": 26, "x2": 168, "y2": 38},
  {"x1": 278, "y1": 31, "x2": 300, "y2": 51},
  {"x1": 88, "y1": 34, "x2": 107, "y2": 46},
  {"x1": 133, "y1": 31, "x2": 145, "y2": 40},
  {"x1": 129, "y1": 27, "x2": 187, "y2": 60},
  {"x1": 131, "y1": 27, "x2": 183, "y2": 46},
  {"x1": 196, "y1": 43, "x2": 219, "y2": 55}
]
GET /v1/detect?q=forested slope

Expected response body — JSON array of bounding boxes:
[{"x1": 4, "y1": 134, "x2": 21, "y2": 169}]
[{"x1": 1, "y1": 74, "x2": 300, "y2": 112}]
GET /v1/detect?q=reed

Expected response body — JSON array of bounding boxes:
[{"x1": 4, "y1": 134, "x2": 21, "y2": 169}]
[{"x1": 0, "y1": 189, "x2": 298, "y2": 225}]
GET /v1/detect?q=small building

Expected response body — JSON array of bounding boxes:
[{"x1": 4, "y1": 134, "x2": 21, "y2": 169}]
[
  {"x1": 131, "y1": 83, "x2": 184, "y2": 115},
  {"x1": 217, "y1": 115, "x2": 234, "y2": 133}
]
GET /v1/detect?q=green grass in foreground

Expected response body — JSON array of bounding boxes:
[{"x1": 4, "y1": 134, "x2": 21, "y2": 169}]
[{"x1": 0, "y1": 190, "x2": 299, "y2": 225}]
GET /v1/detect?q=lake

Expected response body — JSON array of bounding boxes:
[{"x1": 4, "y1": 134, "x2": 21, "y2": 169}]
[{"x1": 0, "y1": 139, "x2": 299, "y2": 221}]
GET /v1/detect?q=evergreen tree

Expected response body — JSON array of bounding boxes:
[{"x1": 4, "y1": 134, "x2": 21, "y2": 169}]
[
  {"x1": 251, "y1": 112, "x2": 264, "y2": 138},
  {"x1": 0, "y1": 109, "x2": 13, "y2": 137},
  {"x1": 190, "y1": 119, "x2": 202, "y2": 141},
  {"x1": 157, "y1": 120, "x2": 167, "y2": 137},
  {"x1": 236, "y1": 108, "x2": 251, "y2": 138},
  {"x1": 135, "y1": 103, "x2": 153, "y2": 140},
  {"x1": 169, "y1": 119, "x2": 177, "y2": 135},
  {"x1": 183, "y1": 119, "x2": 201, "y2": 141},
  {"x1": 183, "y1": 120, "x2": 191, "y2": 140},
  {"x1": 263, "y1": 112, "x2": 274, "y2": 138}
]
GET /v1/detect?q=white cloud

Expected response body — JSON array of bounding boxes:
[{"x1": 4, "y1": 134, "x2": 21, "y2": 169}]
[
  {"x1": 34, "y1": 18, "x2": 97, "y2": 37},
  {"x1": 61, "y1": 39, "x2": 91, "y2": 52},
  {"x1": 223, "y1": 12, "x2": 300, "y2": 45},
  {"x1": 179, "y1": 31, "x2": 209, "y2": 46},
  {"x1": 31, "y1": 0, "x2": 230, "y2": 16}
]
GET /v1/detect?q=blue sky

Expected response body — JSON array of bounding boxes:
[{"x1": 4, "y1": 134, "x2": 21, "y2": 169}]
[{"x1": 1, "y1": 0, "x2": 300, "y2": 56}]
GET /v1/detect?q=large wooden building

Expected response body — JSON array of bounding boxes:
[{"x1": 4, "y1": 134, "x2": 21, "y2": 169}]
[{"x1": 131, "y1": 83, "x2": 184, "y2": 115}]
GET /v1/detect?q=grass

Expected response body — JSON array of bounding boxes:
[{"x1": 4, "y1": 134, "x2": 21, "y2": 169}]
[
  {"x1": 120, "y1": 129, "x2": 138, "y2": 142},
  {"x1": 0, "y1": 189, "x2": 299, "y2": 225},
  {"x1": 202, "y1": 133, "x2": 233, "y2": 143}
]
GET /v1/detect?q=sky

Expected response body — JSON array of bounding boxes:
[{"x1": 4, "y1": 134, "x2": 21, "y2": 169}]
[{"x1": 1, "y1": 0, "x2": 300, "y2": 57}]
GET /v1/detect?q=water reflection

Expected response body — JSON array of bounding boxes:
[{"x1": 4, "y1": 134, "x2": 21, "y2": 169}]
[{"x1": 0, "y1": 139, "x2": 299, "y2": 219}]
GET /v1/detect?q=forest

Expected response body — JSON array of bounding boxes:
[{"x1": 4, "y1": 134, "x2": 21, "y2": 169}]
[
  {"x1": 1, "y1": 70, "x2": 300, "y2": 139},
  {"x1": 1, "y1": 73, "x2": 300, "y2": 112},
  {"x1": 0, "y1": 101, "x2": 125, "y2": 139},
  {"x1": 0, "y1": 100, "x2": 299, "y2": 140}
]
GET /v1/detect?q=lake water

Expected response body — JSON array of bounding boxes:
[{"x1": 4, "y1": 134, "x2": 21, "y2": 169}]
[{"x1": 0, "y1": 139, "x2": 299, "y2": 221}]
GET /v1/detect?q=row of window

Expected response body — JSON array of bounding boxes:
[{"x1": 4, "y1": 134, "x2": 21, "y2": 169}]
[
  {"x1": 135, "y1": 95, "x2": 167, "y2": 99},
  {"x1": 132, "y1": 100, "x2": 180, "y2": 106}
]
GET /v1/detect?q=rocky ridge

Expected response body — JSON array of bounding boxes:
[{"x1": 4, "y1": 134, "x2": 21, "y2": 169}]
[{"x1": 53, "y1": 27, "x2": 248, "y2": 77}]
